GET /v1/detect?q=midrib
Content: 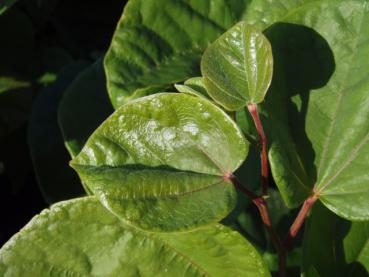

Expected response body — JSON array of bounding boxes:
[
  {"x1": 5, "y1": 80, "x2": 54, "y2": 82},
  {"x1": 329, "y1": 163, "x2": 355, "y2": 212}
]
[{"x1": 315, "y1": 5, "x2": 368, "y2": 192}]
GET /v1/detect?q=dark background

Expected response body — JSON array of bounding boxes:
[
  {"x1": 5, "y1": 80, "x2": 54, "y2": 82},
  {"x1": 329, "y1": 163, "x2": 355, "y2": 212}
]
[{"x1": 0, "y1": 0, "x2": 128, "y2": 246}]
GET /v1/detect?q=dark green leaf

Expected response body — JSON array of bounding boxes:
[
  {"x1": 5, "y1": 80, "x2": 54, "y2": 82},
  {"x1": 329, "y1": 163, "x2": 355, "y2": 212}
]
[
  {"x1": 245, "y1": 0, "x2": 369, "y2": 219},
  {"x1": 0, "y1": 9, "x2": 34, "y2": 137},
  {"x1": 303, "y1": 202, "x2": 369, "y2": 276},
  {"x1": 71, "y1": 93, "x2": 248, "y2": 232},
  {"x1": 28, "y1": 61, "x2": 88, "y2": 203},
  {"x1": 104, "y1": 0, "x2": 250, "y2": 108},
  {"x1": 58, "y1": 58, "x2": 113, "y2": 158},
  {"x1": 201, "y1": 22, "x2": 273, "y2": 110},
  {"x1": 0, "y1": 0, "x2": 17, "y2": 15},
  {"x1": 0, "y1": 197, "x2": 271, "y2": 277}
]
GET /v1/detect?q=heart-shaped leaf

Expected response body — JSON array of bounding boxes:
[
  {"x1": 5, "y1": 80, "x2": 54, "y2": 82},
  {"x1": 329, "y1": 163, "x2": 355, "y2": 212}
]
[
  {"x1": 0, "y1": 197, "x2": 271, "y2": 277},
  {"x1": 242, "y1": 0, "x2": 369, "y2": 220},
  {"x1": 71, "y1": 93, "x2": 248, "y2": 232},
  {"x1": 201, "y1": 22, "x2": 273, "y2": 111},
  {"x1": 104, "y1": 0, "x2": 251, "y2": 108},
  {"x1": 303, "y1": 202, "x2": 369, "y2": 276}
]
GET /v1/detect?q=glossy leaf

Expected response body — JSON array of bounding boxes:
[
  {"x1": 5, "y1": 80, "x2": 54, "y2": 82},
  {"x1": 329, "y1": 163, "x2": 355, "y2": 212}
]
[
  {"x1": 243, "y1": 0, "x2": 369, "y2": 219},
  {"x1": 104, "y1": 0, "x2": 250, "y2": 108},
  {"x1": 71, "y1": 93, "x2": 248, "y2": 232},
  {"x1": 303, "y1": 202, "x2": 369, "y2": 276},
  {"x1": 201, "y1": 22, "x2": 273, "y2": 110},
  {"x1": 58, "y1": 58, "x2": 113, "y2": 158},
  {"x1": 0, "y1": 197, "x2": 270, "y2": 277},
  {"x1": 28, "y1": 61, "x2": 87, "y2": 203},
  {"x1": 175, "y1": 77, "x2": 211, "y2": 100}
]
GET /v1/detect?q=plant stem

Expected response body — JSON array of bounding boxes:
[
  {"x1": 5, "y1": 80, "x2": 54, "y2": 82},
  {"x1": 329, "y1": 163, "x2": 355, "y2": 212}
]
[
  {"x1": 230, "y1": 175, "x2": 282, "y2": 254},
  {"x1": 278, "y1": 194, "x2": 318, "y2": 277},
  {"x1": 247, "y1": 103, "x2": 268, "y2": 195},
  {"x1": 283, "y1": 194, "x2": 318, "y2": 249}
]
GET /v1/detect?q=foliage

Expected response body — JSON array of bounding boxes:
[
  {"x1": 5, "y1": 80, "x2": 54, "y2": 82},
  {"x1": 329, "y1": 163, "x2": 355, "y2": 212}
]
[{"x1": 1, "y1": 0, "x2": 369, "y2": 276}]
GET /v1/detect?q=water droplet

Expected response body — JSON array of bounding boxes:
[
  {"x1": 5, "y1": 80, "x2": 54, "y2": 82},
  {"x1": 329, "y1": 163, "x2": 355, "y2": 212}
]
[
  {"x1": 151, "y1": 98, "x2": 163, "y2": 108},
  {"x1": 146, "y1": 120, "x2": 158, "y2": 130},
  {"x1": 163, "y1": 128, "x2": 176, "y2": 140},
  {"x1": 202, "y1": 112, "x2": 211, "y2": 119},
  {"x1": 183, "y1": 123, "x2": 199, "y2": 136}
]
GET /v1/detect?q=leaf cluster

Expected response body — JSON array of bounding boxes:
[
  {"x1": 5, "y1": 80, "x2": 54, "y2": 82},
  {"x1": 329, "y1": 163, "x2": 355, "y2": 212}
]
[{"x1": 1, "y1": 0, "x2": 369, "y2": 276}]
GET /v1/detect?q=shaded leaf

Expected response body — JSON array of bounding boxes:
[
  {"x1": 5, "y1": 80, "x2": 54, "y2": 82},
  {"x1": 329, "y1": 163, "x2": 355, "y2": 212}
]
[
  {"x1": 28, "y1": 61, "x2": 88, "y2": 203},
  {"x1": 71, "y1": 93, "x2": 248, "y2": 232},
  {"x1": 0, "y1": 9, "x2": 35, "y2": 137},
  {"x1": 58, "y1": 57, "x2": 113, "y2": 158},
  {"x1": 303, "y1": 202, "x2": 369, "y2": 277},
  {"x1": 244, "y1": 0, "x2": 369, "y2": 219},
  {"x1": 0, "y1": 0, "x2": 17, "y2": 15},
  {"x1": 201, "y1": 22, "x2": 273, "y2": 110},
  {"x1": 0, "y1": 197, "x2": 270, "y2": 277}
]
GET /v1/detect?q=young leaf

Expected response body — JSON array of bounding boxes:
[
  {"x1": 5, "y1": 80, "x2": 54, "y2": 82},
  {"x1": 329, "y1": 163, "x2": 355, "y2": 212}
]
[
  {"x1": 58, "y1": 58, "x2": 113, "y2": 158},
  {"x1": 71, "y1": 93, "x2": 248, "y2": 232},
  {"x1": 201, "y1": 22, "x2": 273, "y2": 110},
  {"x1": 303, "y1": 202, "x2": 369, "y2": 276},
  {"x1": 104, "y1": 0, "x2": 251, "y2": 108},
  {"x1": 175, "y1": 77, "x2": 211, "y2": 100},
  {"x1": 246, "y1": 0, "x2": 369, "y2": 220},
  {"x1": 0, "y1": 197, "x2": 271, "y2": 277}
]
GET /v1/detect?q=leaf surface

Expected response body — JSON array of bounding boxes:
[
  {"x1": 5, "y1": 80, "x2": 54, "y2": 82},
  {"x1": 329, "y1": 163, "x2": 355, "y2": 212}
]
[
  {"x1": 28, "y1": 61, "x2": 87, "y2": 203},
  {"x1": 303, "y1": 202, "x2": 369, "y2": 277},
  {"x1": 0, "y1": 0, "x2": 17, "y2": 15},
  {"x1": 175, "y1": 77, "x2": 211, "y2": 100},
  {"x1": 58, "y1": 58, "x2": 113, "y2": 158},
  {"x1": 71, "y1": 93, "x2": 248, "y2": 232},
  {"x1": 0, "y1": 197, "x2": 270, "y2": 277},
  {"x1": 104, "y1": 0, "x2": 250, "y2": 108},
  {"x1": 201, "y1": 22, "x2": 273, "y2": 110},
  {"x1": 243, "y1": 0, "x2": 369, "y2": 219}
]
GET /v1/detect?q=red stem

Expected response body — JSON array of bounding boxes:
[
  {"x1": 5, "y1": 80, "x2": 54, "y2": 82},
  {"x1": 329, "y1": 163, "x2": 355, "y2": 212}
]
[
  {"x1": 283, "y1": 194, "x2": 318, "y2": 249},
  {"x1": 230, "y1": 175, "x2": 282, "y2": 254},
  {"x1": 247, "y1": 103, "x2": 268, "y2": 195},
  {"x1": 278, "y1": 194, "x2": 318, "y2": 277}
]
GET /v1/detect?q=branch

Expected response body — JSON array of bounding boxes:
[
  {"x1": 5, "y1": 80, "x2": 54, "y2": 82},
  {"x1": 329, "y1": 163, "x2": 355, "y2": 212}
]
[
  {"x1": 283, "y1": 194, "x2": 318, "y2": 249},
  {"x1": 278, "y1": 194, "x2": 318, "y2": 277},
  {"x1": 247, "y1": 103, "x2": 268, "y2": 195},
  {"x1": 230, "y1": 175, "x2": 281, "y2": 254}
]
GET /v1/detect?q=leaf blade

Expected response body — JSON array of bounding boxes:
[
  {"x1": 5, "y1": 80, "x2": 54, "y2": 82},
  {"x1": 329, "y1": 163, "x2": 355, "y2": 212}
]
[
  {"x1": 71, "y1": 93, "x2": 248, "y2": 231},
  {"x1": 201, "y1": 22, "x2": 273, "y2": 110},
  {"x1": 0, "y1": 197, "x2": 271, "y2": 277}
]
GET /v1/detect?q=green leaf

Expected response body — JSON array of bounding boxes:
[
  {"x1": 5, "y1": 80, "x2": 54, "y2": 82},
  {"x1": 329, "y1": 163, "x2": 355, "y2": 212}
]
[
  {"x1": 245, "y1": 0, "x2": 369, "y2": 219},
  {"x1": 303, "y1": 202, "x2": 369, "y2": 277},
  {"x1": 58, "y1": 57, "x2": 113, "y2": 158},
  {"x1": 28, "y1": 61, "x2": 88, "y2": 203},
  {"x1": 0, "y1": 197, "x2": 271, "y2": 277},
  {"x1": 104, "y1": 0, "x2": 250, "y2": 108},
  {"x1": 175, "y1": 77, "x2": 211, "y2": 100},
  {"x1": 0, "y1": 9, "x2": 35, "y2": 137},
  {"x1": 201, "y1": 22, "x2": 273, "y2": 110},
  {"x1": 0, "y1": 0, "x2": 17, "y2": 15},
  {"x1": 71, "y1": 93, "x2": 248, "y2": 232},
  {"x1": 0, "y1": 77, "x2": 32, "y2": 137}
]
